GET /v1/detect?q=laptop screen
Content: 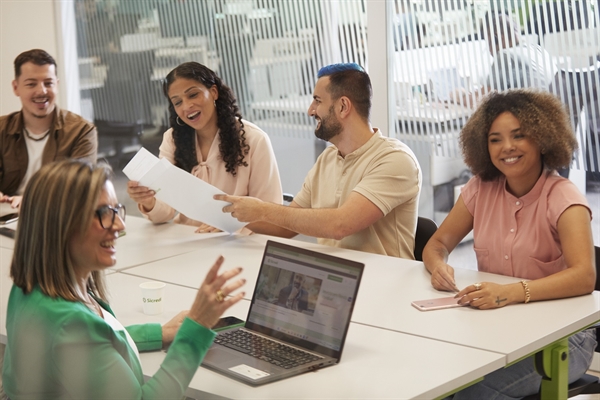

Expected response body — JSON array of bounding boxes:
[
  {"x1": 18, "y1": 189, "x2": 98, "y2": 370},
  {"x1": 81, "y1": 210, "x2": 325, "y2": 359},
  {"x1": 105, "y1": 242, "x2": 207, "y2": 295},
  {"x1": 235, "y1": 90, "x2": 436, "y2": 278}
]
[{"x1": 246, "y1": 240, "x2": 364, "y2": 359}]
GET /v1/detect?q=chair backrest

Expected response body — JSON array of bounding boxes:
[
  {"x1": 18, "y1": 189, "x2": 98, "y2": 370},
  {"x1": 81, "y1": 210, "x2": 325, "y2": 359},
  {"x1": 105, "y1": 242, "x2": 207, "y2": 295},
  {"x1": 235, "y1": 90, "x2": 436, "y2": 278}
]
[
  {"x1": 414, "y1": 217, "x2": 438, "y2": 261},
  {"x1": 283, "y1": 193, "x2": 294, "y2": 204}
]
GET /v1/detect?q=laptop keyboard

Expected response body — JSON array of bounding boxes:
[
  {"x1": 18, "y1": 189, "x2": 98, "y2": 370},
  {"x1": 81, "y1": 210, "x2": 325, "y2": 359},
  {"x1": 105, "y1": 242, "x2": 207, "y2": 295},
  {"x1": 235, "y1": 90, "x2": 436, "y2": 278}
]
[{"x1": 215, "y1": 329, "x2": 322, "y2": 369}]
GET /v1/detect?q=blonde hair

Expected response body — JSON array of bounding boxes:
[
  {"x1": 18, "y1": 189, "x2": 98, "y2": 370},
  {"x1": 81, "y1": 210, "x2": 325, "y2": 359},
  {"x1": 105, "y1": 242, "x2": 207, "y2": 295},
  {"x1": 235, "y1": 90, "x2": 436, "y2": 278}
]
[{"x1": 11, "y1": 160, "x2": 113, "y2": 301}]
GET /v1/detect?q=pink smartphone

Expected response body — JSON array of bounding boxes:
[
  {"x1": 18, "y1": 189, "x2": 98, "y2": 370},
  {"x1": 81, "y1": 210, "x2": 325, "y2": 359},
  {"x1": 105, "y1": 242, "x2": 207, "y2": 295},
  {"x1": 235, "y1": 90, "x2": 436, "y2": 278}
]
[{"x1": 411, "y1": 296, "x2": 464, "y2": 311}]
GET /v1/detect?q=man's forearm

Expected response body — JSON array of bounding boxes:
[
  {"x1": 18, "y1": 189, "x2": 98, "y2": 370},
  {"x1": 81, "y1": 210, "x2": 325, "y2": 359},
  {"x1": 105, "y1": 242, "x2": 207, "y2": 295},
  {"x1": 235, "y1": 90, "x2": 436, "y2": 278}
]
[
  {"x1": 259, "y1": 202, "x2": 350, "y2": 240},
  {"x1": 246, "y1": 221, "x2": 297, "y2": 238},
  {"x1": 220, "y1": 193, "x2": 381, "y2": 240}
]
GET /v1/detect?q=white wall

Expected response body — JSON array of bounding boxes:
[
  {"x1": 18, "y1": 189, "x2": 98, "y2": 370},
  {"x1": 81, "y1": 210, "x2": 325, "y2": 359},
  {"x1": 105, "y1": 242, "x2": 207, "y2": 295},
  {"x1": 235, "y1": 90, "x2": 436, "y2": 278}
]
[{"x1": 0, "y1": 0, "x2": 71, "y2": 116}]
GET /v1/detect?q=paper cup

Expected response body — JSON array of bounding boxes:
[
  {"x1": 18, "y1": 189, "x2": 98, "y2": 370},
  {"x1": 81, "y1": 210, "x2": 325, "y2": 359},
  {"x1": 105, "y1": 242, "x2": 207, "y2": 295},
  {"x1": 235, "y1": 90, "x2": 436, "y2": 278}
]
[{"x1": 140, "y1": 281, "x2": 166, "y2": 315}]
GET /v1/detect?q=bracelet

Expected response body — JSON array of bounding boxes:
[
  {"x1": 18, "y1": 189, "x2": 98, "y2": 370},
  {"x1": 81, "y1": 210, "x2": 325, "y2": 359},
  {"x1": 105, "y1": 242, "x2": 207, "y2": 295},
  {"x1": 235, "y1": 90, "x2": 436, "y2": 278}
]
[{"x1": 521, "y1": 280, "x2": 531, "y2": 304}]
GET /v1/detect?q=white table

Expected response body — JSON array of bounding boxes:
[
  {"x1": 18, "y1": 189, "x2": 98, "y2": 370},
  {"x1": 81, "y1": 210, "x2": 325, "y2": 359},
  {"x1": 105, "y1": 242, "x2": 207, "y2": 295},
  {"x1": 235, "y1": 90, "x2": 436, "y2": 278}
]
[
  {"x1": 396, "y1": 100, "x2": 472, "y2": 125},
  {"x1": 0, "y1": 216, "x2": 227, "y2": 268},
  {"x1": 125, "y1": 231, "x2": 600, "y2": 363},
  {"x1": 122, "y1": 233, "x2": 271, "y2": 289},
  {"x1": 354, "y1": 258, "x2": 600, "y2": 362},
  {"x1": 111, "y1": 216, "x2": 229, "y2": 271},
  {"x1": 124, "y1": 232, "x2": 600, "y2": 361},
  {"x1": 123, "y1": 232, "x2": 600, "y2": 398},
  {"x1": 106, "y1": 272, "x2": 505, "y2": 400},
  {"x1": 2, "y1": 220, "x2": 598, "y2": 398},
  {"x1": 251, "y1": 95, "x2": 312, "y2": 114}
]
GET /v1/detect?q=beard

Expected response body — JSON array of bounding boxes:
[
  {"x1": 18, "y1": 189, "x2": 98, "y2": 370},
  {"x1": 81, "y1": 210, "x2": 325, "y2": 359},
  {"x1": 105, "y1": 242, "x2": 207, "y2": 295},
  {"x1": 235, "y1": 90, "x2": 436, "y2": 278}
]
[
  {"x1": 28, "y1": 97, "x2": 54, "y2": 118},
  {"x1": 314, "y1": 105, "x2": 342, "y2": 141}
]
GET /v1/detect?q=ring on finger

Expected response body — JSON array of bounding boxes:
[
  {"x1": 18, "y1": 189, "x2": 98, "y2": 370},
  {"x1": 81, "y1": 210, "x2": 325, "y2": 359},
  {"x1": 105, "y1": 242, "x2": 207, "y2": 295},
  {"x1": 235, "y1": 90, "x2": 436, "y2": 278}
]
[
  {"x1": 215, "y1": 289, "x2": 225, "y2": 302},
  {"x1": 474, "y1": 282, "x2": 482, "y2": 291}
]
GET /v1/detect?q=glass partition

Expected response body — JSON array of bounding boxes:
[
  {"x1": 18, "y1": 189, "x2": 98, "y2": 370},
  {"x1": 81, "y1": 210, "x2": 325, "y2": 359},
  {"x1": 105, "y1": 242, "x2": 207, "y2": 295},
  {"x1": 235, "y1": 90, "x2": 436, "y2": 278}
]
[
  {"x1": 74, "y1": 0, "x2": 599, "y2": 215},
  {"x1": 75, "y1": 0, "x2": 368, "y2": 193},
  {"x1": 390, "y1": 0, "x2": 599, "y2": 221}
]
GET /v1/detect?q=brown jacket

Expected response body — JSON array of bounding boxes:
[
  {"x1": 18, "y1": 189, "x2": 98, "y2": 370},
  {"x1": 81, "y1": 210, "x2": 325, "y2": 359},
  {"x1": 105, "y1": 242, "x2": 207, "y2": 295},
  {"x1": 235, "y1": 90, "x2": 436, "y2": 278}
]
[{"x1": 0, "y1": 106, "x2": 97, "y2": 195}]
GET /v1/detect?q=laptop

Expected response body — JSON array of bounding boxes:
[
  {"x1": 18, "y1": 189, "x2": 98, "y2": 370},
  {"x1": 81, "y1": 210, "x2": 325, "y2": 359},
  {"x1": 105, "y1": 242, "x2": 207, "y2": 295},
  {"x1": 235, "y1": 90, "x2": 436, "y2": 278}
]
[{"x1": 201, "y1": 240, "x2": 364, "y2": 386}]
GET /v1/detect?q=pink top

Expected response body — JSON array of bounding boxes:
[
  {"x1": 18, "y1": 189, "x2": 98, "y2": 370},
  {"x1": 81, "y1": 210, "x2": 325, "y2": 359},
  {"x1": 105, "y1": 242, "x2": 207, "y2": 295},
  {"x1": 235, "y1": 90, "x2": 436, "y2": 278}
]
[
  {"x1": 141, "y1": 120, "x2": 283, "y2": 226},
  {"x1": 461, "y1": 169, "x2": 591, "y2": 280}
]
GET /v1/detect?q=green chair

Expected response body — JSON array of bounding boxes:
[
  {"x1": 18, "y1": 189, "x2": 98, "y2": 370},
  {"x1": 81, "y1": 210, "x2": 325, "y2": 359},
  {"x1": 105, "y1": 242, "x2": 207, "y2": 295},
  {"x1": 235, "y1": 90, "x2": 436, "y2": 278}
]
[{"x1": 523, "y1": 246, "x2": 600, "y2": 399}]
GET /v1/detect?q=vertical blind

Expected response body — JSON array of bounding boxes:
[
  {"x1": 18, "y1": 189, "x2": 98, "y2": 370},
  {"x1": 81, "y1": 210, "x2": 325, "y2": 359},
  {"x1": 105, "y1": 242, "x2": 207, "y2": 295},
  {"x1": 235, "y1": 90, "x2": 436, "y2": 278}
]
[
  {"x1": 391, "y1": 0, "x2": 599, "y2": 172},
  {"x1": 75, "y1": 0, "x2": 599, "y2": 172},
  {"x1": 76, "y1": 0, "x2": 367, "y2": 141}
]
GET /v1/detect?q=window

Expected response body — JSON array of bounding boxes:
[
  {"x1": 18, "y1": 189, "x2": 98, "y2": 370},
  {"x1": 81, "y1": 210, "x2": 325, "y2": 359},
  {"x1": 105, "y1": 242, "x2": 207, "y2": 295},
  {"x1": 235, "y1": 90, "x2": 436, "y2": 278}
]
[
  {"x1": 75, "y1": 0, "x2": 368, "y2": 193},
  {"x1": 73, "y1": 0, "x2": 599, "y2": 216}
]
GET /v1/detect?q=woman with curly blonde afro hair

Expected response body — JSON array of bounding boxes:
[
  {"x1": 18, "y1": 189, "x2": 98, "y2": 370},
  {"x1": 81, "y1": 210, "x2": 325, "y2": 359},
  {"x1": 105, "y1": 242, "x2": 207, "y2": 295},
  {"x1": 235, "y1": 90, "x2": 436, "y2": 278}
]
[{"x1": 423, "y1": 89, "x2": 596, "y2": 399}]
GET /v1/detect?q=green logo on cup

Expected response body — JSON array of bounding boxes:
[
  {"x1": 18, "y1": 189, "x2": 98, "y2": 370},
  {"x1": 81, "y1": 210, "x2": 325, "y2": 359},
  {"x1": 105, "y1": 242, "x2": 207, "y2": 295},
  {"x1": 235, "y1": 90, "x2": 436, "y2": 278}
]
[{"x1": 143, "y1": 297, "x2": 162, "y2": 303}]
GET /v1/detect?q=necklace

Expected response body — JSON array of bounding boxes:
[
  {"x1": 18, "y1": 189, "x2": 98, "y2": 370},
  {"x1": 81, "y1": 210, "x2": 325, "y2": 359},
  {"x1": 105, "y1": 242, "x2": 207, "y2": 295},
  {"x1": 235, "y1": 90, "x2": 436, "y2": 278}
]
[{"x1": 24, "y1": 127, "x2": 50, "y2": 142}]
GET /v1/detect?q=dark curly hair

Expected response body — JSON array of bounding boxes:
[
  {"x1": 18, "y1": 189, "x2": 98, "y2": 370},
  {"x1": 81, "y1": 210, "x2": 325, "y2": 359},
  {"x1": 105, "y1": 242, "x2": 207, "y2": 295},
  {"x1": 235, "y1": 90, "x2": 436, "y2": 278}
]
[
  {"x1": 460, "y1": 89, "x2": 577, "y2": 181},
  {"x1": 162, "y1": 62, "x2": 249, "y2": 175}
]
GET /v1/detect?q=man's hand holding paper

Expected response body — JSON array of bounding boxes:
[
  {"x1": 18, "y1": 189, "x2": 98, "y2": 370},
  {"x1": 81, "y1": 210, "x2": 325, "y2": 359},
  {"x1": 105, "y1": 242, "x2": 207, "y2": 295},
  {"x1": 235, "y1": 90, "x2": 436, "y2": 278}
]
[{"x1": 214, "y1": 194, "x2": 265, "y2": 223}]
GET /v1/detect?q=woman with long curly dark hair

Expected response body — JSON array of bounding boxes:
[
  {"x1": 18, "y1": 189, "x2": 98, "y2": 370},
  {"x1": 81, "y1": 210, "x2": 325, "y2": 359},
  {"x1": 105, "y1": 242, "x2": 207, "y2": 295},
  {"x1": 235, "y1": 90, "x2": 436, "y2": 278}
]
[
  {"x1": 423, "y1": 89, "x2": 596, "y2": 398},
  {"x1": 127, "y1": 62, "x2": 282, "y2": 232}
]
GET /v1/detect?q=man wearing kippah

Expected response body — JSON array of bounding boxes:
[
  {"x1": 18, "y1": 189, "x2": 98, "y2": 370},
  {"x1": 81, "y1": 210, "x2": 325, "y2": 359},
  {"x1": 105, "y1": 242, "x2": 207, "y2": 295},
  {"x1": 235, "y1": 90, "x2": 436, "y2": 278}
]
[
  {"x1": 0, "y1": 49, "x2": 98, "y2": 209},
  {"x1": 217, "y1": 63, "x2": 422, "y2": 259}
]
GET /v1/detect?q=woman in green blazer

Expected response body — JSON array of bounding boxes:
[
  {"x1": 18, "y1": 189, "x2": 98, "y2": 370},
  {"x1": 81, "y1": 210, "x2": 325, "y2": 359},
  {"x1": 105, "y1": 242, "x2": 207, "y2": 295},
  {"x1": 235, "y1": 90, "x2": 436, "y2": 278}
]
[{"x1": 2, "y1": 160, "x2": 245, "y2": 399}]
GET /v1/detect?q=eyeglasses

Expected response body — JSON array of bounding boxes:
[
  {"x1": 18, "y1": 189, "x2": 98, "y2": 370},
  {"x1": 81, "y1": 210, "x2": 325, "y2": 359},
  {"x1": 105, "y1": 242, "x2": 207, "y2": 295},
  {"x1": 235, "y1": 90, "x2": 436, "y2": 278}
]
[{"x1": 95, "y1": 204, "x2": 126, "y2": 229}]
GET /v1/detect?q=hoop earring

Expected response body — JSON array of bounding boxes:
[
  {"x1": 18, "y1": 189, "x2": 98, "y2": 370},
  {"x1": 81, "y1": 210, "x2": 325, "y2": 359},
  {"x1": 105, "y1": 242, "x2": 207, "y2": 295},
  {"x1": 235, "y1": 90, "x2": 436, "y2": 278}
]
[
  {"x1": 176, "y1": 116, "x2": 185, "y2": 126},
  {"x1": 214, "y1": 100, "x2": 217, "y2": 107}
]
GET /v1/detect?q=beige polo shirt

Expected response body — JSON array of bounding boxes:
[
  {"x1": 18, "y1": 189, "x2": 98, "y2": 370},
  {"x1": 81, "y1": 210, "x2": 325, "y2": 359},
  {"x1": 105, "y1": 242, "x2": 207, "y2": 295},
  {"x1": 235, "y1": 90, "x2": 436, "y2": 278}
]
[{"x1": 294, "y1": 129, "x2": 421, "y2": 259}]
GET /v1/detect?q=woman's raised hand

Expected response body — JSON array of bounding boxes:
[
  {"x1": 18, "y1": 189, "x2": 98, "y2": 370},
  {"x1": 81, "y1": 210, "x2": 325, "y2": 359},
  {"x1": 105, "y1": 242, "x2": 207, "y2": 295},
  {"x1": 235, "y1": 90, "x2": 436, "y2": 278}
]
[{"x1": 188, "y1": 256, "x2": 245, "y2": 329}]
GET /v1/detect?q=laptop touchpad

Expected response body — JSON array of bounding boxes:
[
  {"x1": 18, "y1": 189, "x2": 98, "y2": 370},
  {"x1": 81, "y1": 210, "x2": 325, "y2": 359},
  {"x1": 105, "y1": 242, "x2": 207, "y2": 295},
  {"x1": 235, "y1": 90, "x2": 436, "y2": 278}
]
[{"x1": 204, "y1": 348, "x2": 243, "y2": 365}]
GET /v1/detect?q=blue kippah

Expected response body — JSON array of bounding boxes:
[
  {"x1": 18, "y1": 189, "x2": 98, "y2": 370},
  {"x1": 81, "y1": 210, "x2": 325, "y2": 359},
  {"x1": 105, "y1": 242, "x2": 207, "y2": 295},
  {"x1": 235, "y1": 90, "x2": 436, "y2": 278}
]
[{"x1": 317, "y1": 63, "x2": 364, "y2": 78}]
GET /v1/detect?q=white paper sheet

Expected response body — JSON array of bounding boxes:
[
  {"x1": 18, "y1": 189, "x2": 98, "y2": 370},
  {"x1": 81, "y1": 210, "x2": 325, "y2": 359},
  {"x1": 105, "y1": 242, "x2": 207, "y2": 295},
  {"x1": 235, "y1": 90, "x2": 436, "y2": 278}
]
[{"x1": 122, "y1": 148, "x2": 246, "y2": 233}]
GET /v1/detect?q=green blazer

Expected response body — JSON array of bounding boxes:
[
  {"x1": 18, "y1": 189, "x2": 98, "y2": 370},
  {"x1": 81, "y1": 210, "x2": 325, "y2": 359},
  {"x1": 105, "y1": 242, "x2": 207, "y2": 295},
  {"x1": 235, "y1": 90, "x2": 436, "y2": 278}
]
[{"x1": 3, "y1": 285, "x2": 215, "y2": 399}]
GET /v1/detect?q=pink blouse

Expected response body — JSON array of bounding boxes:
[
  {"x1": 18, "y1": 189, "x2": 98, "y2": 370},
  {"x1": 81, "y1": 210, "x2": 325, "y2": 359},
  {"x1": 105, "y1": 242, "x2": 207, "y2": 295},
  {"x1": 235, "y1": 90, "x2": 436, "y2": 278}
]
[
  {"x1": 141, "y1": 120, "x2": 283, "y2": 226},
  {"x1": 461, "y1": 169, "x2": 591, "y2": 280}
]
